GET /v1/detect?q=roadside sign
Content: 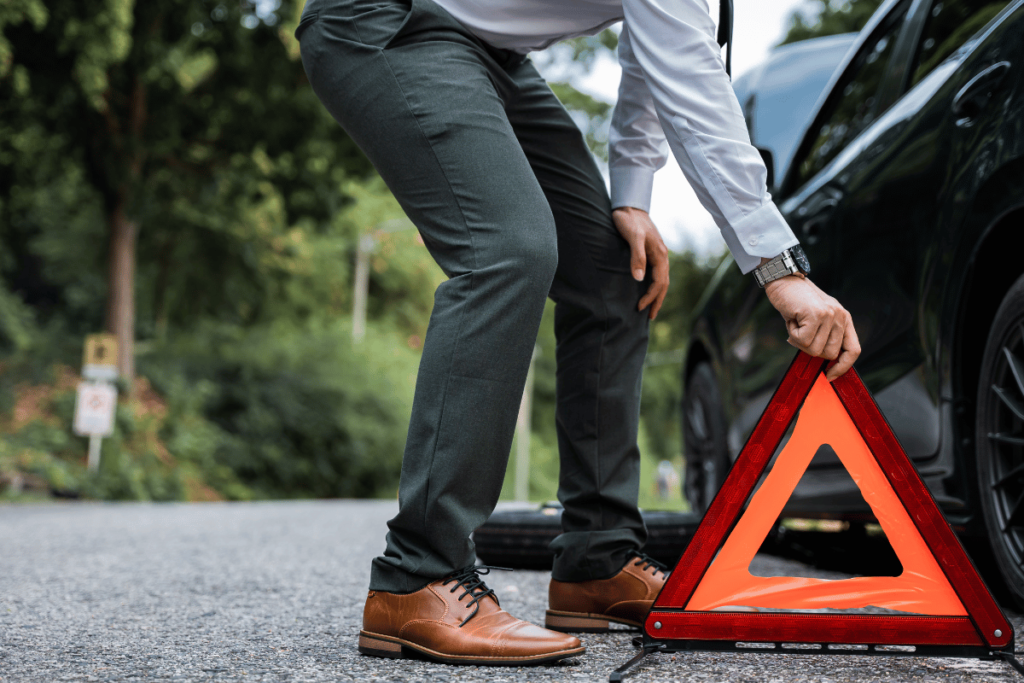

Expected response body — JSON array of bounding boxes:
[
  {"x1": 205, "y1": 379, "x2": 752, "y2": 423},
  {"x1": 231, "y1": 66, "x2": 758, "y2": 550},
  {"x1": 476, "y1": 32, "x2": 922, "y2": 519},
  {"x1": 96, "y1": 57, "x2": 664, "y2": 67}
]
[
  {"x1": 610, "y1": 352, "x2": 1022, "y2": 681},
  {"x1": 73, "y1": 382, "x2": 117, "y2": 437},
  {"x1": 82, "y1": 333, "x2": 118, "y2": 381}
]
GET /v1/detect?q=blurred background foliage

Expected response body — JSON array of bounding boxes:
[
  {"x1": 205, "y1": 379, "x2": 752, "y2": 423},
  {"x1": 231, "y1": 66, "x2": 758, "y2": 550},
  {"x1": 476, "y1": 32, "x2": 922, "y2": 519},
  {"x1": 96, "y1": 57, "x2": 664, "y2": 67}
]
[
  {"x1": 1, "y1": 0, "x2": 875, "y2": 505},
  {"x1": 781, "y1": 0, "x2": 885, "y2": 45}
]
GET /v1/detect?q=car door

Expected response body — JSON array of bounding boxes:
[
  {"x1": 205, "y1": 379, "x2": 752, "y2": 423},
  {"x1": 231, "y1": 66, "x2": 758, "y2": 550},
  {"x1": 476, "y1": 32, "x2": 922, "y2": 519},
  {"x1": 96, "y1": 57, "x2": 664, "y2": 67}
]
[
  {"x1": 819, "y1": 0, "x2": 1015, "y2": 463},
  {"x1": 722, "y1": 0, "x2": 915, "y2": 465}
]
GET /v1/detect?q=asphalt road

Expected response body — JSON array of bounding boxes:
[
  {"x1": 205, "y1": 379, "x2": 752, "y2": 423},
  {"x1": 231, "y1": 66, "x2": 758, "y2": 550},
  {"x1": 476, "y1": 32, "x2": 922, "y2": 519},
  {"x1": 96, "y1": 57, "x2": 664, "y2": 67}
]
[{"x1": 1, "y1": 500, "x2": 1021, "y2": 682}]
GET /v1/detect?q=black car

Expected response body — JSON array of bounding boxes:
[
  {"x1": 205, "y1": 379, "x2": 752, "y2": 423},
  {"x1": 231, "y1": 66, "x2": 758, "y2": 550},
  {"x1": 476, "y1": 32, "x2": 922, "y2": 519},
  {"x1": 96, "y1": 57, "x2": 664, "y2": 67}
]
[
  {"x1": 730, "y1": 32, "x2": 859, "y2": 190},
  {"x1": 683, "y1": 0, "x2": 1024, "y2": 606}
]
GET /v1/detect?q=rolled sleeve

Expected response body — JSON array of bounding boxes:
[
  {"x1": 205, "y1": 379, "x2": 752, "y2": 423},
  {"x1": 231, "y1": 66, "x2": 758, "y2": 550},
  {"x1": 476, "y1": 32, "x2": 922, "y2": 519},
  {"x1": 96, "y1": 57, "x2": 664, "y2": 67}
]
[{"x1": 621, "y1": 0, "x2": 800, "y2": 272}]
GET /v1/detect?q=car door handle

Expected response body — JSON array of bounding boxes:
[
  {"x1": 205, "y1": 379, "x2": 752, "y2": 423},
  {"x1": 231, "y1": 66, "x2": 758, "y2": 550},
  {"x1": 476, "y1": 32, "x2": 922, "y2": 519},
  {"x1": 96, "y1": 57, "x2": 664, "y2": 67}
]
[{"x1": 952, "y1": 61, "x2": 1011, "y2": 120}]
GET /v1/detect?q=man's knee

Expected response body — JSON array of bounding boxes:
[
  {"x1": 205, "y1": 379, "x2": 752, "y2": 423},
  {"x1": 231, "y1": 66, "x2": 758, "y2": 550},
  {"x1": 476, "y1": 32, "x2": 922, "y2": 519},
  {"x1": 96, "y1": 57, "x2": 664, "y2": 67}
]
[
  {"x1": 521, "y1": 230, "x2": 559, "y2": 286},
  {"x1": 494, "y1": 210, "x2": 558, "y2": 292}
]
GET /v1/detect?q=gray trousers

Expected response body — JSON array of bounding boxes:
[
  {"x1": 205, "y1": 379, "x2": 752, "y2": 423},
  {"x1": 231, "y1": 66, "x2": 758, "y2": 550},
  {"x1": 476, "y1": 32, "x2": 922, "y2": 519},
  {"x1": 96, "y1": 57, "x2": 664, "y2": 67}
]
[{"x1": 297, "y1": 0, "x2": 651, "y2": 592}]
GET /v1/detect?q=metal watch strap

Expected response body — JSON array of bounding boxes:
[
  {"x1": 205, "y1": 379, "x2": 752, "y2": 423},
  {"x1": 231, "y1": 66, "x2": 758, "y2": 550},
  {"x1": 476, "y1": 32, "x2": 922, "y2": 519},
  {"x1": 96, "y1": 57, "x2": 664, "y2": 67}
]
[{"x1": 753, "y1": 250, "x2": 799, "y2": 288}]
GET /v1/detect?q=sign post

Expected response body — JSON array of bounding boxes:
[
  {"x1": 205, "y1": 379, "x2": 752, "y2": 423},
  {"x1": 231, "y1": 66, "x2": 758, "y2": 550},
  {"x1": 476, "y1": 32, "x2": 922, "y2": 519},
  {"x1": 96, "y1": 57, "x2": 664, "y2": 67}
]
[{"x1": 75, "y1": 334, "x2": 119, "y2": 471}]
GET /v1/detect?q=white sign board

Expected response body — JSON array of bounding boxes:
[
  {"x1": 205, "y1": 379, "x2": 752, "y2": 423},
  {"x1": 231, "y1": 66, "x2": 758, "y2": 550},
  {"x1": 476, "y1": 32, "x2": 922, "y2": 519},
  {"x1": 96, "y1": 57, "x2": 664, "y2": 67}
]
[{"x1": 73, "y1": 382, "x2": 117, "y2": 437}]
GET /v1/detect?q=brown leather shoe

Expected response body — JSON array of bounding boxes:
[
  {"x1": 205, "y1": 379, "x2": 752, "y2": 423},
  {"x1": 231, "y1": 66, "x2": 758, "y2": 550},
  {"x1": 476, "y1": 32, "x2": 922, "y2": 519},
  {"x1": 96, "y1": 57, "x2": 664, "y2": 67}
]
[
  {"x1": 359, "y1": 566, "x2": 585, "y2": 665},
  {"x1": 545, "y1": 552, "x2": 668, "y2": 632}
]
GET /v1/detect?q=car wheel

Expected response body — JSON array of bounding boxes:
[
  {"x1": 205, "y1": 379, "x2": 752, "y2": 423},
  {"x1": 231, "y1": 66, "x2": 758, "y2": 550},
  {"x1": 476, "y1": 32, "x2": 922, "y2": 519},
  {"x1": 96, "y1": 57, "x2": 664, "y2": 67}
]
[
  {"x1": 683, "y1": 361, "x2": 730, "y2": 516},
  {"x1": 976, "y1": 271, "x2": 1024, "y2": 611}
]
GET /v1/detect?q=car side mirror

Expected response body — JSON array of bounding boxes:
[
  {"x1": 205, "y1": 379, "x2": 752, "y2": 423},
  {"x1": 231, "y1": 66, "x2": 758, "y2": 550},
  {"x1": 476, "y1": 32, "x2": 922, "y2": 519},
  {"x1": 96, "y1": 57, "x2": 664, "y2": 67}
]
[{"x1": 757, "y1": 147, "x2": 775, "y2": 193}]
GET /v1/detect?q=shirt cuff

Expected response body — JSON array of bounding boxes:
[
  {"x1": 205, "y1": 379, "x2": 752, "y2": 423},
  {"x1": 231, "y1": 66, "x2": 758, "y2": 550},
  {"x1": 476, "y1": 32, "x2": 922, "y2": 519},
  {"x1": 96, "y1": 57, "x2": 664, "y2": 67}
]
[
  {"x1": 610, "y1": 166, "x2": 656, "y2": 213},
  {"x1": 727, "y1": 201, "x2": 800, "y2": 273}
]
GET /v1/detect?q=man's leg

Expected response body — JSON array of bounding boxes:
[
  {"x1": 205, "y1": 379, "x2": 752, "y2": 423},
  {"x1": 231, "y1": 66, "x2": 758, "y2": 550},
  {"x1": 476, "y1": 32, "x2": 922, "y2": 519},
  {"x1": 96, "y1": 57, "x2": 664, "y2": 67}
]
[
  {"x1": 503, "y1": 60, "x2": 669, "y2": 634},
  {"x1": 505, "y1": 60, "x2": 652, "y2": 582},
  {"x1": 300, "y1": 0, "x2": 584, "y2": 665},
  {"x1": 300, "y1": 0, "x2": 557, "y2": 593}
]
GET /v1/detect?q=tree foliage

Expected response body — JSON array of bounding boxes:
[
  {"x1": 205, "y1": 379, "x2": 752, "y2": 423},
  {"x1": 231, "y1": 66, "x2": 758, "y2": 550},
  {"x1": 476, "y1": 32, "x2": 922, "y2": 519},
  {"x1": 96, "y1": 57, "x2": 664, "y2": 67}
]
[
  {"x1": 1, "y1": 6, "x2": 710, "y2": 504},
  {"x1": 536, "y1": 29, "x2": 619, "y2": 160},
  {"x1": 0, "y1": 0, "x2": 437, "y2": 500},
  {"x1": 779, "y1": 0, "x2": 885, "y2": 46}
]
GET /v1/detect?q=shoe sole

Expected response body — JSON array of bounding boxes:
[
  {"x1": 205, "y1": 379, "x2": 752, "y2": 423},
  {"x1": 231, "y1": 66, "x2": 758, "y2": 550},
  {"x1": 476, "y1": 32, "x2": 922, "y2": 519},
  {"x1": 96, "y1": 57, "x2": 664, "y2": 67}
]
[
  {"x1": 358, "y1": 631, "x2": 586, "y2": 665},
  {"x1": 544, "y1": 609, "x2": 642, "y2": 633}
]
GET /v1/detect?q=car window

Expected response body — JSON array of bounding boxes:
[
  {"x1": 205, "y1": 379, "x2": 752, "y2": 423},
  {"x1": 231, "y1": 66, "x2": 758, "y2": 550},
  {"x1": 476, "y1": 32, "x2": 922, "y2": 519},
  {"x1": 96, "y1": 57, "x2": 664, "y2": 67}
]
[
  {"x1": 794, "y1": 0, "x2": 911, "y2": 188},
  {"x1": 909, "y1": 0, "x2": 1011, "y2": 88}
]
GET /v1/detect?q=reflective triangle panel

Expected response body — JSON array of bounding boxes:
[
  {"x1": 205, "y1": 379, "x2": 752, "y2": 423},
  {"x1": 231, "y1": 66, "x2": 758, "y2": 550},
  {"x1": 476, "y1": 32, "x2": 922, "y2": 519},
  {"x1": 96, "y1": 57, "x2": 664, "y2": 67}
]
[{"x1": 650, "y1": 352, "x2": 1012, "y2": 650}]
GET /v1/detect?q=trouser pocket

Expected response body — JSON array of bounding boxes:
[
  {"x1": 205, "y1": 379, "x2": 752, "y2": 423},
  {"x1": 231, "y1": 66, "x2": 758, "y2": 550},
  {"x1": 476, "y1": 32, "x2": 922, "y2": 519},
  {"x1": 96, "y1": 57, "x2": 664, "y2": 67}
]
[
  {"x1": 294, "y1": 10, "x2": 320, "y2": 41},
  {"x1": 304, "y1": 0, "x2": 414, "y2": 50}
]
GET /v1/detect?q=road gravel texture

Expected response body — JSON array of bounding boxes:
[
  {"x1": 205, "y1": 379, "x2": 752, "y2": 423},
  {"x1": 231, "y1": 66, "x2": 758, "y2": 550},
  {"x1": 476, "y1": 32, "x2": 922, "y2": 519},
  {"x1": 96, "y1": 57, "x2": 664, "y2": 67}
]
[{"x1": 1, "y1": 500, "x2": 1021, "y2": 682}]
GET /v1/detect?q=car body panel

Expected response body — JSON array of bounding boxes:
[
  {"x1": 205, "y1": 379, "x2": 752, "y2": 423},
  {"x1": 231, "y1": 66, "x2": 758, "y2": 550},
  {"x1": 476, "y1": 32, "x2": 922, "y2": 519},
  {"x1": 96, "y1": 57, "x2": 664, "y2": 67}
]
[
  {"x1": 687, "y1": 0, "x2": 1024, "y2": 527},
  {"x1": 731, "y1": 32, "x2": 859, "y2": 190}
]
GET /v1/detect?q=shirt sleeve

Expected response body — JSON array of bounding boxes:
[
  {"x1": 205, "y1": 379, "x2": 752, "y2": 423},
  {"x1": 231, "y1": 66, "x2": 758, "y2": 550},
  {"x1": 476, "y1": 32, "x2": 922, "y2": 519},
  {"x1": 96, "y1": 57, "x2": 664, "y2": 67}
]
[
  {"x1": 614, "y1": 0, "x2": 800, "y2": 274},
  {"x1": 608, "y1": 22, "x2": 671, "y2": 214}
]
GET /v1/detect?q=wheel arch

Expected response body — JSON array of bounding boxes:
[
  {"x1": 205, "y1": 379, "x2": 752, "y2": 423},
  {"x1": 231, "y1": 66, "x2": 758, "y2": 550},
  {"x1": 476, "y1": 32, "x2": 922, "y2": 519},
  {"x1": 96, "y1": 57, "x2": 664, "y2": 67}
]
[
  {"x1": 955, "y1": 207, "x2": 1024, "y2": 398},
  {"x1": 948, "y1": 156, "x2": 1024, "y2": 524},
  {"x1": 953, "y1": 171, "x2": 1024, "y2": 413}
]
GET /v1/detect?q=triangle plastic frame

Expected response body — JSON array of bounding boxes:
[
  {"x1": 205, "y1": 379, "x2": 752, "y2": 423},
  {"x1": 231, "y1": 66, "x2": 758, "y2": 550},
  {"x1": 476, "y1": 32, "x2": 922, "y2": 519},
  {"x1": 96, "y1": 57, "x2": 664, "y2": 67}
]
[{"x1": 609, "y1": 352, "x2": 1022, "y2": 681}]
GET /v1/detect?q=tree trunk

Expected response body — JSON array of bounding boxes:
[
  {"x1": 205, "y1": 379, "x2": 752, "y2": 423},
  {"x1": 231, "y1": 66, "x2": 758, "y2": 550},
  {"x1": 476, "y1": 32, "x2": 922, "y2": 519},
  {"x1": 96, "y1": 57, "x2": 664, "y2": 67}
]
[
  {"x1": 102, "y1": 69, "x2": 147, "y2": 394},
  {"x1": 106, "y1": 197, "x2": 137, "y2": 390}
]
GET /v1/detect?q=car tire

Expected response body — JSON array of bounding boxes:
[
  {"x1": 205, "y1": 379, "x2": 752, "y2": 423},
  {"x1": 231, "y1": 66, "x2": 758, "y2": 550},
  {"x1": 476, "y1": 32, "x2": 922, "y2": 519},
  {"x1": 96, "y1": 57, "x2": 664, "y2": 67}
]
[
  {"x1": 682, "y1": 361, "x2": 731, "y2": 515},
  {"x1": 975, "y1": 271, "x2": 1024, "y2": 611},
  {"x1": 472, "y1": 504, "x2": 702, "y2": 569}
]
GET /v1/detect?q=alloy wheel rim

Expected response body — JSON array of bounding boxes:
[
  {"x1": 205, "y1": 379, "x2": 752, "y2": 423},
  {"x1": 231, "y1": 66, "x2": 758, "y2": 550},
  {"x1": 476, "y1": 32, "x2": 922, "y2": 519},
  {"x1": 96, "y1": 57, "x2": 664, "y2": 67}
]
[{"x1": 985, "y1": 320, "x2": 1024, "y2": 572}]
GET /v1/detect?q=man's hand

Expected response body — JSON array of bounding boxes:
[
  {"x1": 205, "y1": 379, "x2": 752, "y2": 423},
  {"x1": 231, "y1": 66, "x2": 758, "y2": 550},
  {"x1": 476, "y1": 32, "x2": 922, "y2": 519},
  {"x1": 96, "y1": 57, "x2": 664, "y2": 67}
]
[
  {"x1": 612, "y1": 207, "x2": 670, "y2": 320},
  {"x1": 763, "y1": 270, "x2": 861, "y2": 381}
]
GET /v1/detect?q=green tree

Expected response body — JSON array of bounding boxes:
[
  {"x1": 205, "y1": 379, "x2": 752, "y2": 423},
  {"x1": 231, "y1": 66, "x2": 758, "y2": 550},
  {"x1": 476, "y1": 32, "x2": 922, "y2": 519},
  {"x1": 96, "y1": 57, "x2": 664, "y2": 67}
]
[
  {"x1": 1, "y1": 0, "x2": 444, "y2": 500},
  {"x1": 535, "y1": 30, "x2": 619, "y2": 160},
  {"x1": 0, "y1": 0, "x2": 380, "y2": 383}
]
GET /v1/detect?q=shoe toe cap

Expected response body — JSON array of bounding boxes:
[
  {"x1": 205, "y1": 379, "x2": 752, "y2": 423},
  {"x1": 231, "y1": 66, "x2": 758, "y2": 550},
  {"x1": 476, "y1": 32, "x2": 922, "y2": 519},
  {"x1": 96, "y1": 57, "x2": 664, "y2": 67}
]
[{"x1": 503, "y1": 620, "x2": 583, "y2": 656}]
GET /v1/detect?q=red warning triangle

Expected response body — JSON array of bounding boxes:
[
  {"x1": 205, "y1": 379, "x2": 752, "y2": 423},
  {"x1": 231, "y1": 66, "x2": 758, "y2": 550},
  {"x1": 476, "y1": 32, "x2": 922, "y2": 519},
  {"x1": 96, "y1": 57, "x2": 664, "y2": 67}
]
[
  {"x1": 649, "y1": 352, "x2": 1013, "y2": 650},
  {"x1": 686, "y1": 372, "x2": 964, "y2": 614}
]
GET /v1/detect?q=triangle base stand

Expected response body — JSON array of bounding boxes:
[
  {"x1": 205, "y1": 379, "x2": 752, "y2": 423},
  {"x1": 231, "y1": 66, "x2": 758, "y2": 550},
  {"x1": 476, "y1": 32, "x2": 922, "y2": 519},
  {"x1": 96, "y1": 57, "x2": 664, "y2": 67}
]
[{"x1": 608, "y1": 633, "x2": 1024, "y2": 681}]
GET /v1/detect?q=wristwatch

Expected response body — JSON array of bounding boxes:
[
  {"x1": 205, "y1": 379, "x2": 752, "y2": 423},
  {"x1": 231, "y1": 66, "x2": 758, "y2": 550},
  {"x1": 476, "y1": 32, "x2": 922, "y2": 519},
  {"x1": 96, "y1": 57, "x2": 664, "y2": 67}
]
[{"x1": 753, "y1": 245, "x2": 811, "y2": 288}]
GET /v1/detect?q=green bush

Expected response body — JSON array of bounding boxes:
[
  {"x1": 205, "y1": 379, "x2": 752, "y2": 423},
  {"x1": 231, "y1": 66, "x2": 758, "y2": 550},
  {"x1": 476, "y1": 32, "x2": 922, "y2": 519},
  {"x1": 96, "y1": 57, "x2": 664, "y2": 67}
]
[
  {"x1": 0, "y1": 366, "x2": 188, "y2": 502},
  {"x1": 143, "y1": 316, "x2": 418, "y2": 499},
  {"x1": 1, "y1": 313, "x2": 419, "y2": 502}
]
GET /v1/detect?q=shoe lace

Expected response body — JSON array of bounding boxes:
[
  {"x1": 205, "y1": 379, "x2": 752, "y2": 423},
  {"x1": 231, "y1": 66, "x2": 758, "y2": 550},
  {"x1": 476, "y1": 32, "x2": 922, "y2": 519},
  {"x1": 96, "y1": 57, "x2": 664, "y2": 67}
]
[
  {"x1": 441, "y1": 564, "x2": 512, "y2": 627},
  {"x1": 629, "y1": 550, "x2": 669, "y2": 577}
]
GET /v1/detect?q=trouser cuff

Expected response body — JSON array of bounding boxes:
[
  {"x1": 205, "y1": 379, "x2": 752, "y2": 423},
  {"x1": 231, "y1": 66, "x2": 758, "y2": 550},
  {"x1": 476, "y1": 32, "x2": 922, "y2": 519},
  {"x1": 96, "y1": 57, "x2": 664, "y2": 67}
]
[
  {"x1": 548, "y1": 528, "x2": 643, "y2": 582},
  {"x1": 368, "y1": 557, "x2": 437, "y2": 594}
]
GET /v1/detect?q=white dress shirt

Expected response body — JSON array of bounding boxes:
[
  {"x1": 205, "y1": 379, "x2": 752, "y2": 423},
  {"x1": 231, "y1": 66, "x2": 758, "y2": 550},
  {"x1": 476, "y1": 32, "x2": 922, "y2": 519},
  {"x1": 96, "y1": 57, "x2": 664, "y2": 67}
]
[{"x1": 430, "y1": 0, "x2": 800, "y2": 273}]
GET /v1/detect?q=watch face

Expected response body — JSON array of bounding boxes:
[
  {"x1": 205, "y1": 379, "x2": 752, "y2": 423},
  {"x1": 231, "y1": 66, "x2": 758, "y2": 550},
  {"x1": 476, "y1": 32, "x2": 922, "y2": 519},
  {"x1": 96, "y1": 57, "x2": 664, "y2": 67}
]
[{"x1": 791, "y1": 245, "x2": 811, "y2": 275}]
